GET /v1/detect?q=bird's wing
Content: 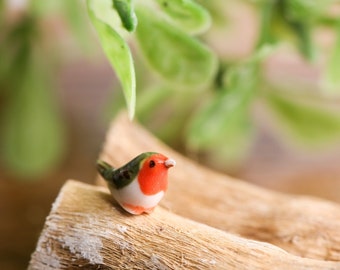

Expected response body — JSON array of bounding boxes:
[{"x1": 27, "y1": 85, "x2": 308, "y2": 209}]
[
  {"x1": 111, "y1": 167, "x2": 138, "y2": 189},
  {"x1": 111, "y1": 154, "x2": 148, "y2": 189}
]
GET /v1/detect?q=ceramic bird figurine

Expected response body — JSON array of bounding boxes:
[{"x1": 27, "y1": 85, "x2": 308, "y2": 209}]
[{"x1": 97, "y1": 152, "x2": 176, "y2": 215}]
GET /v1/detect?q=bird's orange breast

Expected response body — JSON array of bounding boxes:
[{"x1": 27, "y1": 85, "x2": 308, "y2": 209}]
[{"x1": 138, "y1": 157, "x2": 168, "y2": 195}]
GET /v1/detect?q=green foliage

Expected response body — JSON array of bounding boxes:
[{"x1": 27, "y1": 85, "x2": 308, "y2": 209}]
[
  {"x1": 88, "y1": 0, "x2": 136, "y2": 119},
  {"x1": 61, "y1": 0, "x2": 94, "y2": 51},
  {"x1": 186, "y1": 47, "x2": 269, "y2": 165},
  {"x1": 135, "y1": 5, "x2": 217, "y2": 88},
  {"x1": 256, "y1": 0, "x2": 317, "y2": 60},
  {"x1": 323, "y1": 20, "x2": 340, "y2": 96},
  {"x1": 1, "y1": 52, "x2": 65, "y2": 177},
  {"x1": 267, "y1": 92, "x2": 340, "y2": 147},
  {"x1": 155, "y1": 0, "x2": 211, "y2": 35},
  {"x1": 285, "y1": 0, "x2": 334, "y2": 21},
  {"x1": 113, "y1": 0, "x2": 137, "y2": 32},
  {"x1": 2, "y1": 0, "x2": 340, "y2": 177},
  {"x1": 0, "y1": 0, "x2": 89, "y2": 178},
  {"x1": 94, "y1": 0, "x2": 340, "y2": 170}
]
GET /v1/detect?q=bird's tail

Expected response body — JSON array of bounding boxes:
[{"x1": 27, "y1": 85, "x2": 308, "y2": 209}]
[{"x1": 96, "y1": 160, "x2": 115, "y2": 181}]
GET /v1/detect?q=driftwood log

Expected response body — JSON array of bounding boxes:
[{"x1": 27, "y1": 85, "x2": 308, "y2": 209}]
[
  {"x1": 96, "y1": 113, "x2": 340, "y2": 261},
  {"x1": 29, "y1": 180, "x2": 340, "y2": 270},
  {"x1": 29, "y1": 113, "x2": 340, "y2": 269}
]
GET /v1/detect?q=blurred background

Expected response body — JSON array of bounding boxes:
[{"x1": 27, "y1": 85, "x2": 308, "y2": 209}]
[{"x1": 1, "y1": 0, "x2": 340, "y2": 269}]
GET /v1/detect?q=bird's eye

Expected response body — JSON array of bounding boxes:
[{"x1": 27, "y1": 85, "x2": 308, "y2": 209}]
[{"x1": 149, "y1": 160, "x2": 156, "y2": 168}]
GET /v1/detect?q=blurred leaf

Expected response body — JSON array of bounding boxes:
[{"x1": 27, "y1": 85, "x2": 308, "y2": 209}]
[
  {"x1": 155, "y1": 0, "x2": 211, "y2": 35},
  {"x1": 266, "y1": 92, "x2": 340, "y2": 147},
  {"x1": 187, "y1": 91, "x2": 254, "y2": 168},
  {"x1": 61, "y1": 0, "x2": 93, "y2": 52},
  {"x1": 280, "y1": 0, "x2": 335, "y2": 61},
  {"x1": 135, "y1": 5, "x2": 218, "y2": 88},
  {"x1": 187, "y1": 91, "x2": 253, "y2": 148},
  {"x1": 257, "y1": 0, "x2": 276, "y2": 48},
  {"x1": 258, "y1": 1, "x2": 316, "y2": 60},
  {"x1": 29, "y1": 0, "x2": 64, "y2": 15},
  {"x1": 0, "y1": 16, "x2": 36, "y2": 95},
  {"x1": 88, "y1": 0, "x2": 136, "y2": 119},
  {"x1": 202, "y1": 117, "x2": 254, "y2": 171},
  {"x1": 113, "y1": 0, "x2": 137, "y2": 32},
  {"x1": 187, "y1": 63, "x2": 257, "y2": 160},
  {"x1": 186, "y1": 47, "x2": 266, "y2": 167},
  {"x1": 104, "y1": 85, "x2": 126, "y2": 122},
  {"x1": 284, "y1": 19, "x2": 315, "y2": 61},
  {"x1": 136, "y1": 85, "x2": 173, "y2": 121},
  {"x1": 256, "y1": 0, "x2": 335, "y2": 60},
  {"x1": 285, "y1": 0, "x2": 334, "y2": 22},
  {"x1": 89, "y1": 0, "x2": 128, "y2": 38},
  {"x1": 194, "y1": 0, "x2": 229, "y2": 27},
  {"x1": 187, "y1": 45, "x2": 268, "y2": 160},
  {"x1": 323, "y1": 20, "x2": 340, "y2": 96},
  {"x1": 1, "y1": 54, "x2": 64, "y2": 178},
  {"x1": 139, "y1": 86, "x2": 195, "y2": 145}
]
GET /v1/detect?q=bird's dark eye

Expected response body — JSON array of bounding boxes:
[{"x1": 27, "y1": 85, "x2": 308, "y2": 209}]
[{"x1": 149, "y1": 160, "x2": 156, "y2": 168}]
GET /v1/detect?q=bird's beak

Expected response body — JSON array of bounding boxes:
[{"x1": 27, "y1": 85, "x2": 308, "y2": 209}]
[{"x1": 164, "y1": 158, "x2": 176, "y2": 168}]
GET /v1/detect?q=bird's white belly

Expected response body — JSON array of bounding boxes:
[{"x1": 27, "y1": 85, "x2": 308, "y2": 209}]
[{"x1": 110, "y1": 178, "x2": 164, "y2": 210}]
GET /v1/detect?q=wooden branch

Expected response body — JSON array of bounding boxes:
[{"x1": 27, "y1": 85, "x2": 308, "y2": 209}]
[
  {"x1": 97, "y1": 112, "x2": 340, "y2": 261},
  {"x1": 29, "y1": 180, "x2": 340, "y2": 270}
]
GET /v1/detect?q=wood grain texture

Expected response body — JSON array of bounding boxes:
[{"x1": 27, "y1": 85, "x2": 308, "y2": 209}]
[
  {"x1": 97, "y1": 112, "x2": 340, "y2": 261},
  {"x1": 29, "y1": 180, "x2": 340, "y2": 270}
]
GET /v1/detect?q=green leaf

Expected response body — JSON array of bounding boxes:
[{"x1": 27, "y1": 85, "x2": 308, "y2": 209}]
[
  {"x1": 1, "y1": 57, "x2": 64, "y2": 178},
  {"x1": 88, "y1": 0, "x2": 136, "y2": 119},
  {"x1": 256, "y1": 0, "x2": 276, "y2": 48},
  {"x1": 188, "y1": 67, "x2": 255, "y2": 149},
  {"x1": 323, "y1": 21, "x2": 340, "y2": 96},
  {"x1": 187, "y1": 90, "x2": 254, "y2": 168},
  {"x1": 279, "y1": 0, "x2": 335, "y2": 61},
  {"x1": 266, "y1": 92, "x2": 340, "y2": 147},
  {"x1": 155, "y1": 0, "x2": 211, "y2": 35},
  {"x1": 136, "y1": 85, "x2": 173, "y2": 121},
  {"x1": 0, "y1": 16, "x2": 37, "y2": 98},
  {"x1": 61, "y1": 0, "x2": 94, "y2": 52},
  {"x1": 186, "y1": 58, "x2": 261, "y2": 166},
  {"x1": 285, "y1": 0, "x2": 334, "y2": 22},
  {"x1": 187, "y1": 92, "x2": 253, "y2": 148},
  {"x1": 137, "y1": 85, "x2": 194, "y2": 144},
  {"x1": 286, "y1": 20, "x2": 315, "y2": 61},
  {"x1": 29, "y1": 1, "x2": 64, "y2": 16},
  {"x1": 198, "y1": 115, "x2": 253, "y2": 171},
  {"x1": 113, "y1": 0, "x2": 137, "y2": 32},
  {"x1": 135, "y1": 5, "x2": 218, "y2": 88},
  {"x1": 274, "y1": 1, "x2": 316, "y2": 60},
  {"x1": 87, "y1": 0, "x2": 125, "y2": 35},
  {"x1": 186, "y1": 63, "x2": 257, "y2": 166},
  {"x1": 257, "y1": 1, "x2": 321, "y2": 61}
]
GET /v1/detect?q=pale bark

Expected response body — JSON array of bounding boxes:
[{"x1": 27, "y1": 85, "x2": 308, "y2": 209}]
[{"x1": 29, "y1": 180, "x2": 340, "y2": 270}]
